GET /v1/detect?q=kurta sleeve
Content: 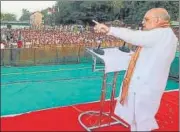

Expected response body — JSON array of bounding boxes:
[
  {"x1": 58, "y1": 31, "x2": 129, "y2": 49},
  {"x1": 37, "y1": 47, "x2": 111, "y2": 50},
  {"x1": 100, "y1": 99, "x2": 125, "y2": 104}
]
[{"x1": 107, "y1": 27, "x2": 161, "y2": 48}]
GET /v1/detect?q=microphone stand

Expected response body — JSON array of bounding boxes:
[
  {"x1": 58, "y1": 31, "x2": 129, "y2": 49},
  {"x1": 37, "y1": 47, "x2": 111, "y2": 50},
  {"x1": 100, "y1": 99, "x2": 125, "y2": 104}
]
[{"x1": 93, "y1": 41, "x2": 105, "y2": 55}]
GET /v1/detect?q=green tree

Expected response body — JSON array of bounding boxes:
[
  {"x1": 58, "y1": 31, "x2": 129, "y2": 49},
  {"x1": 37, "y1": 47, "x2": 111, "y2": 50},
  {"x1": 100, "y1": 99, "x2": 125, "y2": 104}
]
[
  {"x1": 122, "y1": 1, "x2": 179, "y2": 25},
  {"x1": 55, "y1": 1, "x2": 113, "y2": 24},
  {"x1": 19, "y1": 9, "x2": 31, "y2": 21},
  {"x1": 1, "y1": 13, "x2": 16, "y2": 21},
  {"x1": 43, "y1": 1, "x2": 178, "y2": 25},
  {"x1": 41, "y1": 8, "x2": 50, "y2": 25},
  {"x1": 1, "y1": 13, "x2": 5, "y2": 20},
  {"x1": 110, "y1": 0, "x2": 123, "y2": 20}
]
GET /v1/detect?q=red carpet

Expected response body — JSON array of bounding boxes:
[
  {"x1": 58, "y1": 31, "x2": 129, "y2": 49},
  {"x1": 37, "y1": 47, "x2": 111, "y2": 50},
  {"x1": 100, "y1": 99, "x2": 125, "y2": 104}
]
[{"x1": 1, "y1": 91, "x2": 179, "y2": 131}]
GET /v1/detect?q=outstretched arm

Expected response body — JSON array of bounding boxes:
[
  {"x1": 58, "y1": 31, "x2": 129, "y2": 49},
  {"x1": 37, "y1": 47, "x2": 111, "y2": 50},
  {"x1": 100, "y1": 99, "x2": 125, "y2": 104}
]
[
  {"x1": 92, "y1": 20, "x2": 160, "y2": 48},
  {"x1": 107, "y1": 27, "x2": 160, "y2": 48}
]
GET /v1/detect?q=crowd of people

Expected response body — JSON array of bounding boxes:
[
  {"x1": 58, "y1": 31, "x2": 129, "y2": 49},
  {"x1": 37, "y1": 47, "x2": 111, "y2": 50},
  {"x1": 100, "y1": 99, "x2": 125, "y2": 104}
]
[
  {"x1": 1, "y1": 25, "x2": 124, "y2": 49},
  {"x1": 1, "y1": 24, "x2": 179, "y2": 50}
]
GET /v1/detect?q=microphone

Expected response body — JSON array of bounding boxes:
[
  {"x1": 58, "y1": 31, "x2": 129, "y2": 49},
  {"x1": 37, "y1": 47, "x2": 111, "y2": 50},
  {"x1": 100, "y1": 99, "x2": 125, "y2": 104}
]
[
  {"x1": 92, "y1": 19, "x2": 105, "y2": 55},
  {"x1": 119, "y1": 41, "x2": 130, "y2": 53},
  {"x1": 97, "y1": 42, "x2": 101, "y2": 49},
  {"x1": 93, "y1": 39, "x2": 105, "y2": 55}
]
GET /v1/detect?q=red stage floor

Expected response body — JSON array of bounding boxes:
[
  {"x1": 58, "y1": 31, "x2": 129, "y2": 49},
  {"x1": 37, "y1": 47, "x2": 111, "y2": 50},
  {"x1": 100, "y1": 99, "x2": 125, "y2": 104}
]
[{"x1": 1, "y1": 91, "x2": 179, "y2": 131}]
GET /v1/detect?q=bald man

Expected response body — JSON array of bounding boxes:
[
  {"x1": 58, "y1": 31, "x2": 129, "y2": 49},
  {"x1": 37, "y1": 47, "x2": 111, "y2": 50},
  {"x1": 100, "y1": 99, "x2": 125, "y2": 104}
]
[{"x1": 93, "y1": 8, "x2": 178, "y2": 131}]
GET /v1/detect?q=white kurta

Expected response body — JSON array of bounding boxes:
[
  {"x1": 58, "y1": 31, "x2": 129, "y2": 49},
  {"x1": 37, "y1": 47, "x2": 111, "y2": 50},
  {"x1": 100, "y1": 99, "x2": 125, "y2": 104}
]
[{"x1": 107, "y1": 27, "x2": 178, "y2": 131}]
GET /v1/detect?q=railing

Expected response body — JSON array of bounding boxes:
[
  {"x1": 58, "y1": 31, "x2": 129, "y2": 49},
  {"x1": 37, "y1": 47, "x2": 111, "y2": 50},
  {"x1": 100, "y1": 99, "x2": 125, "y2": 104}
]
[
  {"x1": 1, "y1": 45, "x2": 89, "y2": 66},
  {"x1": 1, "y1": 44, "x2": 178, "y2": 82}
]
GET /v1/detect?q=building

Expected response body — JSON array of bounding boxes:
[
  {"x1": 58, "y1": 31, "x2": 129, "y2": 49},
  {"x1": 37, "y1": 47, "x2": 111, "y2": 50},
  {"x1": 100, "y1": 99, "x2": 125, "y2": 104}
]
[
  {"x1": 1, "y1": 20, "x2": 30, "y2": 29},
  {"x1": 30, "y1": 11, "x2": 43, "y2": 29}
]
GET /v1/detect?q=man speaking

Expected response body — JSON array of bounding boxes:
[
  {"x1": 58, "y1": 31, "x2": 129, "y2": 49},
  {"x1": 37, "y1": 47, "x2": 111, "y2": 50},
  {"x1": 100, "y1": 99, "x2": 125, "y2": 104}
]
[{"x1": 93, "y1": 8, "x2": 178, "y2": 131}]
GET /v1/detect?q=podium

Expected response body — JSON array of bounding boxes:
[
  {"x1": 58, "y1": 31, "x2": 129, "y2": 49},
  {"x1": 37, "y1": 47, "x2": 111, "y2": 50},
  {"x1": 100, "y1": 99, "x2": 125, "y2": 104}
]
[{"x1": 78, "y1": 47, "x2": 134, "y2": 131}]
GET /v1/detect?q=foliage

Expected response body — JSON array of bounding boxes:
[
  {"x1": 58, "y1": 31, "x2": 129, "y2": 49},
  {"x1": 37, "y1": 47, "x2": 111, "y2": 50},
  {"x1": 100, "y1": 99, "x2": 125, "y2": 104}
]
[
  {"x1": 19, "y1": 9, "x2": 31, "y2": 21},
  {"x1": 1, "y1": 12, "x2": 17, "y2": 21},
  {"x1": 17, "y1": 1, "x2": 179, "y2": 25}
]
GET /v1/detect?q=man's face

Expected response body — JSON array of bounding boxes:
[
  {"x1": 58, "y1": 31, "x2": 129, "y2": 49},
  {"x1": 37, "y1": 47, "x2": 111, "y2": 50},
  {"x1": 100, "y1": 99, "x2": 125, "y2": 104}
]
[{"x1": 142, "y1": 11, "x2": 158, "y2": 30}]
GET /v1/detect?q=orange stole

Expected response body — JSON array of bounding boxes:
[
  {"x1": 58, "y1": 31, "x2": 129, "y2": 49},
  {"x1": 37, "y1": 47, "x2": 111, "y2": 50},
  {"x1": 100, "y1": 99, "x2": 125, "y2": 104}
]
[{"x1": 120, "y1": 47, "x2": 142, "y2": 105}]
